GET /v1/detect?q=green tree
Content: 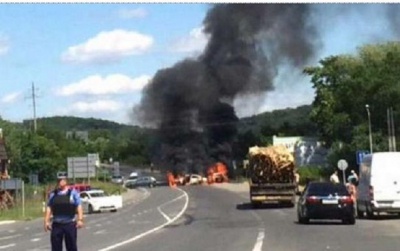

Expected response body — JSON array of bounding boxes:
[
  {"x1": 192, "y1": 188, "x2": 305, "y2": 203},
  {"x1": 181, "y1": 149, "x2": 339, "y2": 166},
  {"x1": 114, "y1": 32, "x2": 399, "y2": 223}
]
[{"x1": 304, "y1": 42, "x2": 400, "y2": 167}]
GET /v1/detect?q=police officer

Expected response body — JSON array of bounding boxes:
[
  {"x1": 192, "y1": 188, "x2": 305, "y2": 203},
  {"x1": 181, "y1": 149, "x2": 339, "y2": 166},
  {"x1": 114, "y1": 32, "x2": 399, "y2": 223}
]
[{"x1": 44, "y1": 174, "x2": 84, "y2": 251}]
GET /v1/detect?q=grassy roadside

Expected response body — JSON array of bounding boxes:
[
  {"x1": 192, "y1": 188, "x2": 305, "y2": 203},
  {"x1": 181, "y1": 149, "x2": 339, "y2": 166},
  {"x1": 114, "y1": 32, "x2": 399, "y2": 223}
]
[{"x1": 0, "y1": 181, "x2": 125, "y2": 221}]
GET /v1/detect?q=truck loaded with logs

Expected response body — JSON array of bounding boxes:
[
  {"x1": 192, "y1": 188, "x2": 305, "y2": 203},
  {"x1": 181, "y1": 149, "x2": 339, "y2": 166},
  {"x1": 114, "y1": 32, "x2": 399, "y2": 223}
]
[{"x1": 248, "y1": 145, "x2": 297, "y2": 208}]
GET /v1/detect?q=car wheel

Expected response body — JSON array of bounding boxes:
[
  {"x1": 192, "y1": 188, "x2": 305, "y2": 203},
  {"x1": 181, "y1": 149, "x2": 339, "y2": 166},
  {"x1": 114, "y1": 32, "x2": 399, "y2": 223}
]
[
  {"x1": 88, "y1": 204, "x2": 94, "y2": 214},
  {"x1": 297, "y1": 212, "x2": 309, "y2": 224},
  {"x1": 111, "y1": 209, "x2": 117, "y2": 213},
  {"x1": 366, "y1": 204, "x2": 374, "y2": 219},
  {"x1": 343, "y1": 217, "x2": 356, "y2": 225},
  {"x1": 357, "y1": 205, "x2": 364, "y2": 218}
]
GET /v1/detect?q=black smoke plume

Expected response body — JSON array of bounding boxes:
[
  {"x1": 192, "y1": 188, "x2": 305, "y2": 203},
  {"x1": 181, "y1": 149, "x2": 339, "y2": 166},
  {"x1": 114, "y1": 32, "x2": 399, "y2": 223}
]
[{"x1": 134, "y1": 4, "x2": 319, "y2": 175}]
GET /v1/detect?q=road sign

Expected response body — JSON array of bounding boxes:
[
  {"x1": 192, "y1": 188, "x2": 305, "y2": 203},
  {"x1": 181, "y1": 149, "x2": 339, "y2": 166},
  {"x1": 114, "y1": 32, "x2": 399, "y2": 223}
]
[
  {"x1": 356, "y1": 150, "x2": 369, "y2": 165},
  {"x1": 67, "y1": 154, "x2": 98, "y2": 179},
  {"x1": 337, "y1": 159, "x2": 348, "y2": 184},
  {"x1": 337, "y1": 159, "x2": 348, "y2": 171},
  {"x1": 0, "y1": 178, "x2": 22, "y2": 190}
]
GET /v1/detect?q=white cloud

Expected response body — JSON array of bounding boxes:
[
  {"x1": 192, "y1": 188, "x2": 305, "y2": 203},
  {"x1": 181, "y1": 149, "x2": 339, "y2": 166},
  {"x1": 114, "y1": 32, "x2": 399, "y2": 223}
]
[
  {"x1": 1, "y1": 92, "x2": 21, "y2": 104},
  {"x1": 170, "y1": 27, "x2": 209, "y2": 55},
  {"x1": 61, "y1": 29, "x2": 154, "y2": 64},
  {"x1": 117, "y1": 8, "x2": 148, "y2": 19},
  {"x1": 68, "y1": 100, "x2": 123, "y2": 114},
  {"x1": 57, "y1": 74, "x2": 151, "y2": 96},
  {"x1": 0, "y1": 35, "x2": 10, "y2": 56}
]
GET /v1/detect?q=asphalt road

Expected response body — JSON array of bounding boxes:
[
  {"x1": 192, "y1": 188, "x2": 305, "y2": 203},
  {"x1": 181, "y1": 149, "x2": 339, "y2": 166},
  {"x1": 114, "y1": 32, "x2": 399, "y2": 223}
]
[
  {"x1": 2, "y1": 183, "x2": 400, "y2": 251},
  {"x1": 0, "y1": 186, "x2": 186, "y2": 251},
  {"x1": 112, "y1": 185, "x2": 400, "y2": 251}
]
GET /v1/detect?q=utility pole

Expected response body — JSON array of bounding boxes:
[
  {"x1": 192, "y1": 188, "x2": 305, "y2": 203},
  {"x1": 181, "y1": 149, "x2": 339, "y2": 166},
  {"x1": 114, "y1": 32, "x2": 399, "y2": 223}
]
[
  {"x1": 387, "y1": 107, "x2": 397, "y2": 152},
  {"x1": 31, "y1": 82, "x2": 37, "y2": 133},
  {"x1": 390, "y1": 107, "x2": 396, "y2": 151},
  {"x1": 388, "y1": 108, "x2": 393, "y2": 151},
  {"x1": 366, "y1": 104, "x2": 373, "y2": 154},
  {"x1": 25, "y1": 82, "x2": 39, "y2": 133}
]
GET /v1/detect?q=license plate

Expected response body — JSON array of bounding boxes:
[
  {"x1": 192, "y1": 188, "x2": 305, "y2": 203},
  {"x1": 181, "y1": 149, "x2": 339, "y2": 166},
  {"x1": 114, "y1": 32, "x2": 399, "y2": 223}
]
[{"x1": 322, "y1": 199, "x2": 338, "y2": 204}]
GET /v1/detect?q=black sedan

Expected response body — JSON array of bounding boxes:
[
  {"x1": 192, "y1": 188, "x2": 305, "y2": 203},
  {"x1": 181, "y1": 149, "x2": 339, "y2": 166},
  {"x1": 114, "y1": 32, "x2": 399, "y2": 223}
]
[{"x1": 297, "y1": 181, "x2": 355, "y2": 225}]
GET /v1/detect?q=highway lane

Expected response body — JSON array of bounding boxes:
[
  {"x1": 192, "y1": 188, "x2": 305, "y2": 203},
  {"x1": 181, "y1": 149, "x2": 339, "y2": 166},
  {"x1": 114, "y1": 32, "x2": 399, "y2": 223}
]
[
  {"x1": 114, "y1": 185, "x2": 400, "y2": 251},
  {"x1": 0, "y1": 186, "x2": 186, "y2": 251},
  {"x1": 116, "y1": 186, "x2": 262, "y2": 251},
  {"x1": 232, "y1": 188, "x2": 400, "y2": 251},
  {"x1": 3, "y1": 183, "x2": 400, "y2": 251}
]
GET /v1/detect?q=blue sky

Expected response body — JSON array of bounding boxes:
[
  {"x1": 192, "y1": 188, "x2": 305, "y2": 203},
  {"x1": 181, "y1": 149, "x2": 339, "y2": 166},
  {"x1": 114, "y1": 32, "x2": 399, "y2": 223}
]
[{"x1": 0, "y1": 3, "x2": 397, "y2": 124}]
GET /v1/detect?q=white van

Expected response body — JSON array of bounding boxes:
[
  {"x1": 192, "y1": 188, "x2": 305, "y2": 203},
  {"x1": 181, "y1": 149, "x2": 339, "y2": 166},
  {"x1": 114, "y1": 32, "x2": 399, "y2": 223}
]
[{"x1": 357, "y1": 152, "x2": 400, "y2": 218}]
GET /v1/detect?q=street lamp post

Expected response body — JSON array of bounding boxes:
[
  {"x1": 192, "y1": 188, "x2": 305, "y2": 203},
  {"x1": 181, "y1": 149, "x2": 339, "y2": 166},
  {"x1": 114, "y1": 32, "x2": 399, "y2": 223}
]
[{"x1": 366, "y1": 104, "x2": 373, "y2": 153}]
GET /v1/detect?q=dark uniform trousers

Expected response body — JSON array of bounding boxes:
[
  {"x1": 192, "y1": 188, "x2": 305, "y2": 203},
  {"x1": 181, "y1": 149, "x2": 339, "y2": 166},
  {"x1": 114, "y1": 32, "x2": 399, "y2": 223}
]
[{"x1": 51, "y1": 222, "x2": 78, "y2": 251}]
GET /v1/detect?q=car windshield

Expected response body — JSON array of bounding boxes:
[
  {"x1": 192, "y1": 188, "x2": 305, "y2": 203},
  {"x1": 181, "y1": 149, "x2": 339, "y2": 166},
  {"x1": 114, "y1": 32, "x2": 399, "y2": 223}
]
[
  {"x1": 89, "y1": 192, "x2": 106, "y2": 197},
  {"x1": 306, "y1": 183, "x2": 349, "y2": 196},
  {"x1": 112, "y1": 176, "x2": 122, "y2": 179}
]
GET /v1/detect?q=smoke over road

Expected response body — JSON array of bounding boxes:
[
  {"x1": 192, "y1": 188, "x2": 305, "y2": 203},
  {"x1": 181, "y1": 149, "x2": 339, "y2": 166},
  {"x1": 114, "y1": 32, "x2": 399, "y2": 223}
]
[
  {"x1": 133, "y1": 3, "x2": 400, "y2": 174},
  {"x1": 133, "y1": 4, "x2": 319, "y2": 174}
]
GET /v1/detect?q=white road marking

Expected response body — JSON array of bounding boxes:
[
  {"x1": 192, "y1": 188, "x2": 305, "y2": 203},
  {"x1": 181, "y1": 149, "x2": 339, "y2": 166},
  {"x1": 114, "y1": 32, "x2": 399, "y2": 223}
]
[
  {"x1": 94, "y1": 229, "x2": 106, "y2": 235},
  {"x1": 252, "y1": 229, "x2": 265, "y2": 251},
  {"x1": 0, "y1": 234, "x2": 21, "y2": 240},
  {"x1": 7, "y1": 229, "x2": 15, "y2": 233},
  {"x1": 128, "y1": 220, "x2": 152, "y2": 224},
  {"x1": 157, "y1": 207, "x2": 171, "y2": 222},
  {"x1": 96, "y1": 224, "x2": 102, "y2": 227},
  {"x1": 159, "y1": 194, "x2": 186, "y2": 207},
  {"x1": 31, "y1": 238, "x2": 41, "y2": 242},
  {"x1": 99, "y1": 188, "x2": 189, "y2": 251},
  {"x1": 0, "y1": 243, "x2": 16, "y2": 249},
  {"x1": 25, "y1": 227, "x2": 30, "y2": 230}
]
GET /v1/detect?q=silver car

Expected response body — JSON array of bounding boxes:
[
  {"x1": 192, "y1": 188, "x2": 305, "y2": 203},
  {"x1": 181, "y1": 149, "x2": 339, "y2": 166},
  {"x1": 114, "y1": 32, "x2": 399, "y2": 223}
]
[{"x1": 111, "y1": 175, "x2": 124, "y2": 184}]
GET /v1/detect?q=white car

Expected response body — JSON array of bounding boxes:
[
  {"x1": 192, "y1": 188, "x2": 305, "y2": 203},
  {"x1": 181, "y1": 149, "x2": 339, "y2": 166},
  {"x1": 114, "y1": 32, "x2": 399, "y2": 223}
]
[
  {"x1": 80, "y1": 190, "x2": 122, "y2": 214},
  {"x1": 187, "y1": 174, "x2": 203, "y2": 185},
  {"x1": 129, "y1": 171, "x2": 139, "y2": 179}
]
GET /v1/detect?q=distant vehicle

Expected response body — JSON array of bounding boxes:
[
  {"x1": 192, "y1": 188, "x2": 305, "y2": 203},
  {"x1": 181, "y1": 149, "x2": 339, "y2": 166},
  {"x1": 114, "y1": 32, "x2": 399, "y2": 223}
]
[
  {"x1": 125, "y1": 176, "x2": 157, "y2": 189},
  {"x1": 129, "y1": 171, "x2": 139, "y2": 179},
  {"x1": 111, "y1": 175, "x2": 124, "y2": 184},
  {"x1": 80, "y1": 189, "x2": 123, "y2": 214},
  {"x1": 69, "y1": 184, "x2": 91, "y2": 193},
  {"x1": 357, "y1": 152, "x2": 400, "y2": 218},
  {"x1": 297, "y1": 182, "x2": 355, "y2": 225},
  {"x1": 184, "y1": 174, "x2": 203, "y2": 185}
]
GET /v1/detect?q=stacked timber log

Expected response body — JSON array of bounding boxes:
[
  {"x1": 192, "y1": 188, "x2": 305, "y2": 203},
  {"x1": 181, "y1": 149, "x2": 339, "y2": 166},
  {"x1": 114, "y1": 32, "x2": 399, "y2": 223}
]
[{"x1": 248, "y1": 145, "x2": 296, "y2": 183}]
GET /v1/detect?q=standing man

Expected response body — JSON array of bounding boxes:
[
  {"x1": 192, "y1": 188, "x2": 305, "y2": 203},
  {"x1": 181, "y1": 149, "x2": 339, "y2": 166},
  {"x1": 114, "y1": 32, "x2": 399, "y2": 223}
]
[
  {"x1": 44, "y1": 174, "x2": 84, "y2": 251},
  {"x1": 294, "y1": 170, "x2": 300, "y2": 194},
  {"x1": 330, "y1": 170, "x2": 340, "y2": 184}
]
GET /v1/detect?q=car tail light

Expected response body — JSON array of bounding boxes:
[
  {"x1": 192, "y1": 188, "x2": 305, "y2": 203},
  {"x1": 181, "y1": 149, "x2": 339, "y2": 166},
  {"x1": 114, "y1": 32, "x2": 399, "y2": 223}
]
[
  {"x1": 306, "y1": 196, "x2": 320, "y2": 204},
  {"x1": 369, "y1": 185, "x2": 374, "y2": 200},
  {"x1": 339, "y1": 196, "x2": 353, "y2": 204}
]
